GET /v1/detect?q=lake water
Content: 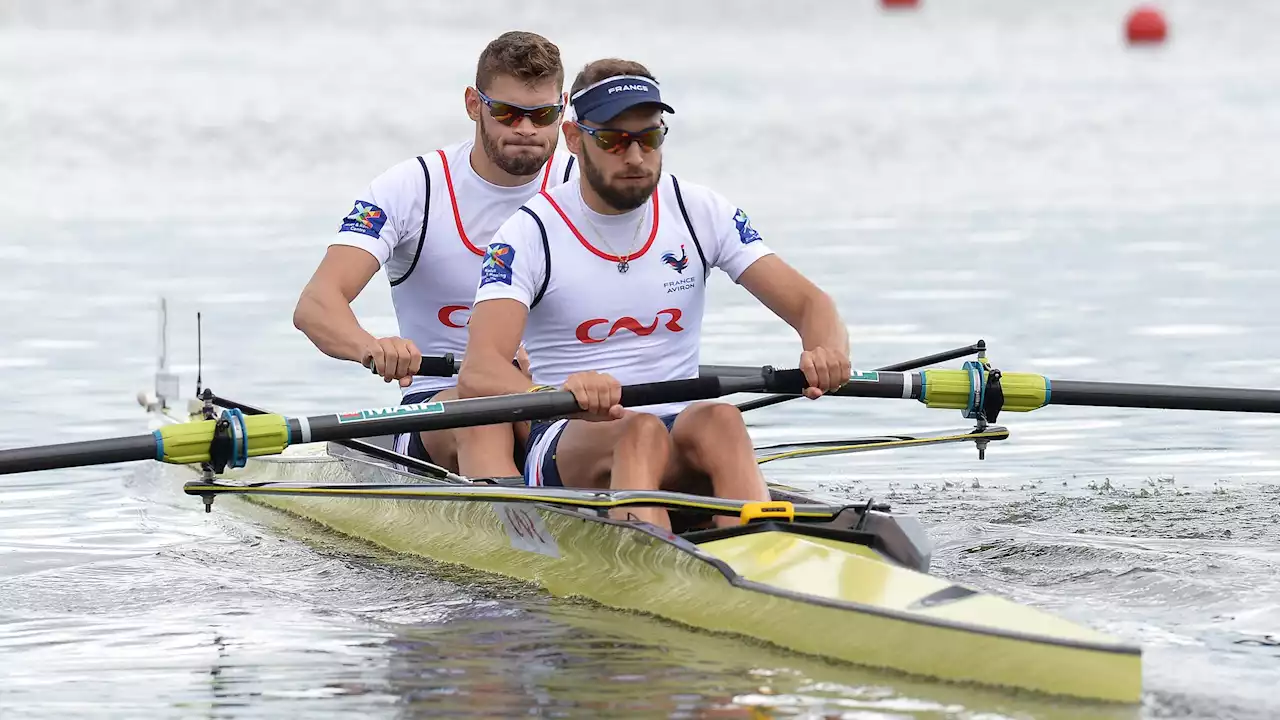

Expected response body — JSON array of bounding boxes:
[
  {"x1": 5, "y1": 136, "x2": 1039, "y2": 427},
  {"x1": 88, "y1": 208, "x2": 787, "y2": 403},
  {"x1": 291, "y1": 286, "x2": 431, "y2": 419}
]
[{"x1": 2, "y1": 0, "x2": 1279, "y2": 717}]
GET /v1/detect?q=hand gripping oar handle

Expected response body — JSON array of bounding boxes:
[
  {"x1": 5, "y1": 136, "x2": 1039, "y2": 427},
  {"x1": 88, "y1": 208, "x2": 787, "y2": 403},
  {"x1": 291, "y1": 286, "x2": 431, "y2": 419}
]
[{"x1": 365, "y1": 353, "x2": 462, "y2": 378}]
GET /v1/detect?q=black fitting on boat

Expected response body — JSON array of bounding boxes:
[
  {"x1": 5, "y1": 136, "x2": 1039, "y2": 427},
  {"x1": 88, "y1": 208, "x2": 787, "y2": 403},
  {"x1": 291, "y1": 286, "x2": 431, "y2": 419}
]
[
  {"x1": 983, "y1": 368, "x2": 1004, "y2": 425},
  {"x1": 200, "y1": 387, "x2": 216, "y2": 421},
  {"x1": 854, "y1": 497, "x2": 877, "y2": 532},
  {"x1": 208, "y1": 415, "x2": 234, "y2": 474}
]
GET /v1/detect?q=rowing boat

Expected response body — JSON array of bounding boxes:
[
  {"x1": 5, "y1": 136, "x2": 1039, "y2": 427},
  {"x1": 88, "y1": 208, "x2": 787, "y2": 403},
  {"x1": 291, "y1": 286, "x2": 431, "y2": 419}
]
[
  {"x1": 95, "y1": 312, "x2": 1139, "y2": 709},
  {"x1": 144, "y1": 397, "x2": 1141, "y2": 703},
  {"x1": 22, "y1": 303, "x2": 1280, "y2": 704}
]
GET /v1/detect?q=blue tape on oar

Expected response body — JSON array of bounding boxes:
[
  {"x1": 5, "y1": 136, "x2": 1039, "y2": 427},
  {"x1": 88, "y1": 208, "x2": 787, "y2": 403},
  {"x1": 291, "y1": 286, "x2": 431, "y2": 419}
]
[{"x1": 220, "y1": 408, "x2": 249, "y2": 470}]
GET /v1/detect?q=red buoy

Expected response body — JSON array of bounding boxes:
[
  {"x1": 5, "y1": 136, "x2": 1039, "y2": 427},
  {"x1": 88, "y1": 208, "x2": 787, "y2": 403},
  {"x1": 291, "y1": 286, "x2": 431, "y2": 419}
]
[
  {"x1": 1126, "y1": 5, "x2": 1168, "y2": 44},
  {"x1": 881, "y1": 0, "x2": 920, "y2": 9}
]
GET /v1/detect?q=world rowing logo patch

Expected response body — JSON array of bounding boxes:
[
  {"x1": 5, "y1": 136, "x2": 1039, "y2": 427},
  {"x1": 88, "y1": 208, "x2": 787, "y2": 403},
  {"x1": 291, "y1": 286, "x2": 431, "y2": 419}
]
[
  {"x1": 734, "y1": 208, "x2": 761, "y2": 245},
  {"x1": 480, "y1": 243, "x2": 516, "y2": 286},
  {"x1": 339, "y1": 201, "x2": 388, "y2": 239}
]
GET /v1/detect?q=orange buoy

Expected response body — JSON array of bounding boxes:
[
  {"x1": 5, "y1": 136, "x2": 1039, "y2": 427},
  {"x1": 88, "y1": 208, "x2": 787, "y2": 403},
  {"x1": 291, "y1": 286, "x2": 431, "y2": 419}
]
[
  {"x1": 1126, "y1": 5, "x2": 1168, "y2": 44},
  {"x1": 881, "y1": 0, "x2": 920, "y2": 9}
]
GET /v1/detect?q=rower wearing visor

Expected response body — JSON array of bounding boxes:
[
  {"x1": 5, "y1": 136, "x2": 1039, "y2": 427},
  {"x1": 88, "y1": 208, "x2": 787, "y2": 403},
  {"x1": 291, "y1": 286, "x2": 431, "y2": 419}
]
[
  {"x1": 458, "y1": 59, "x2": 851, "y2": 529},
  {"x1": 292, "y1": 31, "x2": 577, "y2": 475}
]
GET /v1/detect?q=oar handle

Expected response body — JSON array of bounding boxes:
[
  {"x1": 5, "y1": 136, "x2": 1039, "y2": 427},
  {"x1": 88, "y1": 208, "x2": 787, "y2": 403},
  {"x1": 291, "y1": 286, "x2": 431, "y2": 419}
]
[
  {"x1": 405, "y1": 353, "x2": 816, "y2": 387},
  {"x1": 619, "y1": 370, "x2": 807, "y2": 408},
  {"x1": 418, "y1": 353, "x2": 460, "y2": 378}
]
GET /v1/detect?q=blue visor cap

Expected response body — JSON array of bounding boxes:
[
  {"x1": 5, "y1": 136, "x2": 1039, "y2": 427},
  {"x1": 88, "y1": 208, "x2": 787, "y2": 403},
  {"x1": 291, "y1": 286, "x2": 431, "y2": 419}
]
[{"x1": 571, "y1": 75, "x2": 675, "y2": 124}]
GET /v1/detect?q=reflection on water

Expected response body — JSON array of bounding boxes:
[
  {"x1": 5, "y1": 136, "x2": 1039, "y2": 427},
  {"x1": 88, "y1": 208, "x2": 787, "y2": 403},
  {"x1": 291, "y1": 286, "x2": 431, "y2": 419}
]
[
  {"x1": 0, "y1": 499, "x2": 1148, "y2": 719},
  {"x1": 4, "y1": 0, "x2": 1280, "y2": 717}
]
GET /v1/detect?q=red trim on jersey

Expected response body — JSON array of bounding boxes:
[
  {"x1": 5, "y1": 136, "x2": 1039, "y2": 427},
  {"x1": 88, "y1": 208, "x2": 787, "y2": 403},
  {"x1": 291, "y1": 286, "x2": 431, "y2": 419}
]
[
  {"x1": 541, "y1": 189, "x2": 659, "y2": 264},
  {"x1": 438, "y1": 149, "x2": 556, "y2": 258},
  {"x1": 539, "y1": 161, "x2": 553, "y2": 191}
]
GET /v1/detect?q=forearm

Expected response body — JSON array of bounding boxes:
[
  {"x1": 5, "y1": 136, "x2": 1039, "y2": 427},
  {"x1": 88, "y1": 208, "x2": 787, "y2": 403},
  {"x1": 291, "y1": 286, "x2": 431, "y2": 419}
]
[
  {"x1": 457, "y1": 356, "x2": 537, "y2": 399},
  {"x1": 795, "y1": 291, "x2": 848, "y2": 353},
  {"x1": 292, "y1": 288, "x2": 375, "y2": 363}
]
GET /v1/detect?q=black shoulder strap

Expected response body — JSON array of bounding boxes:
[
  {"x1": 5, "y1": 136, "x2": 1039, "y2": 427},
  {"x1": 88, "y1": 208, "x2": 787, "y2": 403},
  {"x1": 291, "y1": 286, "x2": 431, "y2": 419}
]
[
  {"x1": 562, "y1": 156, "x2": 576, "y2": 184},
  {"x1": 519, "y1": 206, "x2": 552, "y2": 309},
  {"x1": 390, "y1": 156, "x2": 431, "y2": 287},
  {"x1": 671, "y1": 175, "x2": 710, "y2": 281}
]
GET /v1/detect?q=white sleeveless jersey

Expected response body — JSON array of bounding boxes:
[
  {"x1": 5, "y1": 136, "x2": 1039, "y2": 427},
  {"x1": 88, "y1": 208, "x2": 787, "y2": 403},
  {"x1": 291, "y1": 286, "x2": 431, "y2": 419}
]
[
  {"x1": 333, "y1": 140, "x2": 577, "y2": 396},
  {"x1": 473, "y1": 175, "x2": 774, "y2": 417}
]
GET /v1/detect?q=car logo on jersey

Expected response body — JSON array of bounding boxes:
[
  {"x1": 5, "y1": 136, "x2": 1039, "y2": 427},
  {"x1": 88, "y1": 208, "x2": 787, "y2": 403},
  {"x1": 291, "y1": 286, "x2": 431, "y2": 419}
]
[
  {"x1": 480, "y1": 243, "x2": 515, "y2": 286},
  {"x1": 734, "y1": 209, "x2": 761, "y2": 245},
  {"x1": 661, "y1": 245, "x2": 689, "y2": 274},
  {"x1": 576, "y1": 309, "x2": 684, "y2": 344},
  {"x1": 339, "y1": 201, "x2": 388, "y2": 239}
]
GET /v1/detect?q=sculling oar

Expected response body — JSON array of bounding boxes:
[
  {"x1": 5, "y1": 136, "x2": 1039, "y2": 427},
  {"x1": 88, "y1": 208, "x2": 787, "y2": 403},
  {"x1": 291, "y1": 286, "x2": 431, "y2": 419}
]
[
  {"x1": 0, "y1": 370, "x2": 810, "y2": 476},
  {"x1": 210, "y1": 394, "x2": 465, "y2": 483},
  {"x1": 398, "y1": 340, "x2": 989, "y2": 413},
  {"x1": 707, "y1": 341, "x2": 988, "y2": 413},
  {"x1": 803, "y1": 365, "x2": 1280, "y2": 418}
]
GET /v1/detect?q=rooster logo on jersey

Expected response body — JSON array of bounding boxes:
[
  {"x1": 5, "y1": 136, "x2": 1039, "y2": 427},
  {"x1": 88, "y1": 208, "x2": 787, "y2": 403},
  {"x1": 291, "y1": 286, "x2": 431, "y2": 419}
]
[{"x1": 661, "y1": 245, "x2": 689, "y2": 274}]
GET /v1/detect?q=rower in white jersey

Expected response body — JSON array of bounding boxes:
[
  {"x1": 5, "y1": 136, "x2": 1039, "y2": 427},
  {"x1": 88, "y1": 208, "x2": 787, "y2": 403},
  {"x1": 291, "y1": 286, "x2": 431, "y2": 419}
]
[
  {"x1": 292, "y1": 31, "x2": 576, "y2": 474},
  {"x1": 458, "y1": 58, "x2": 852, "y2": 530}
]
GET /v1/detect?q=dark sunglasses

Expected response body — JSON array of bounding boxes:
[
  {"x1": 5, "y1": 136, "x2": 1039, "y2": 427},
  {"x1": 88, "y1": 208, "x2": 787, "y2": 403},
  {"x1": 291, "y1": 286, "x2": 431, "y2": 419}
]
[
  {"x1": 575, "y1": 121, "x2": 667, "y2": 154},
  {"x1": 475, "y1": 89, "x2": 564, "y2": 127}
]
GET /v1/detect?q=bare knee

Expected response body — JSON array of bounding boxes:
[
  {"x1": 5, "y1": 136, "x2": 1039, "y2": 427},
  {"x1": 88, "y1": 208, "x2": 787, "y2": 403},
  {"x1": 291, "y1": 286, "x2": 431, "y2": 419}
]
[
  {"x1": 616, "y1": 412, "x2": 672, "y2": 454},
  {"x1": 674, "y1": 402, "x2": 747, "y2": 452}
]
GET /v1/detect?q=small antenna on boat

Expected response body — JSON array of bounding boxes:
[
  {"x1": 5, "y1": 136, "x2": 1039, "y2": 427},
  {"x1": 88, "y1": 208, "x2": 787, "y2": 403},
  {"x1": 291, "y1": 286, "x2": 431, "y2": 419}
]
[{"x1": 195, "y1": 311, "x2": 203, "y2": 398}]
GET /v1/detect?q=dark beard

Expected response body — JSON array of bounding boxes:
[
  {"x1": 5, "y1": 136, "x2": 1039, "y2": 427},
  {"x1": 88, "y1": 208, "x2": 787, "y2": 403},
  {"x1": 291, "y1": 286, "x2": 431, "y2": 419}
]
[
  {"x1": 479, "y1": 120, "x2": 551, "y2": 177},
  {"x1": 580, "y1": 149, "x2": 660, "y2": 212}
]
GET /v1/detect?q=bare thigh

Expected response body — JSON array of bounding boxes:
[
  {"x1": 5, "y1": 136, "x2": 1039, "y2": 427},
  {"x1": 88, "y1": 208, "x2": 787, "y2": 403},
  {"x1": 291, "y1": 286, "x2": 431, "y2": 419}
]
[
  {"x1": 417, "y1": 387, "x2": 460, "y2": 472},
  {"x1": 550, "y1": 417, "x2": 632, "y2": 489},
  {"x1": 553, "y1": 412, "x2": 673, "y2": 490}
]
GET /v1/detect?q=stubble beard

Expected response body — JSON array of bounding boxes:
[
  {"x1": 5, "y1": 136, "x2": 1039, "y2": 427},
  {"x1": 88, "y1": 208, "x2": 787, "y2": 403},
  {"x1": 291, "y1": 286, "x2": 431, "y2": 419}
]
[
  {"x1": 479, "y1": 120, "x2": 553, "y2": 177},
  {"x1": 580, "y1": 149, "x2": 661, "y2": 212}
]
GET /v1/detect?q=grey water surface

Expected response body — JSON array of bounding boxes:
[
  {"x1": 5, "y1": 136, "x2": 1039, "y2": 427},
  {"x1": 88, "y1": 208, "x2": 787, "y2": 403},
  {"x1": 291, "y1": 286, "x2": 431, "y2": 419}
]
[{"x1": 2, "y1": 1, "x2": 1279, "y2": 718}]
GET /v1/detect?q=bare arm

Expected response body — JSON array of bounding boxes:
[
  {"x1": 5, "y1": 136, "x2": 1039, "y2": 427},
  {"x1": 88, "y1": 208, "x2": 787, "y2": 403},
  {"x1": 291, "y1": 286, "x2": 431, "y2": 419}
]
[
  {"x1": 457, "y1": 299, "x2": 534, "y2": 399},
  {"x1": 292, "y1": 245, "x2": 381, "y2": 362},
  {"x1": 737, "y1": 255, "x2": 850, "y2": 395}
]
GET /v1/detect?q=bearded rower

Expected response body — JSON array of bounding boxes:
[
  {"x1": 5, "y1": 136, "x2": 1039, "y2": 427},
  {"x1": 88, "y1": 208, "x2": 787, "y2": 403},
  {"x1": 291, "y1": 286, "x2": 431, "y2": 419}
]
[
  {"x1": 457, "y1": 59, "x2": 851, "y2": 529},
  {"x1": 292, "y1": 31, "x2": 576, "y2": 474}
]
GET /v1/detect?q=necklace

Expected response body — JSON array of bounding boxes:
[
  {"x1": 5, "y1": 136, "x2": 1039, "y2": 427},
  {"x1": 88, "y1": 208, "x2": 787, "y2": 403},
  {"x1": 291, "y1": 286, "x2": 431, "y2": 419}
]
[{"x1": 577, "y1": 191, "x2": 647, "y2": 273}]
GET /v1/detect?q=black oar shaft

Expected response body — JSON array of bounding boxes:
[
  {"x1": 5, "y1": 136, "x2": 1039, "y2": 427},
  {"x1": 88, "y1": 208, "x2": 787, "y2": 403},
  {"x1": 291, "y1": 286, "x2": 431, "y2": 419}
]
[
  {"x1": 0, "y1": 373, "x2": 804, "y2": 477},
  {"x1": 1049, "y1": 380, "x2": 1280, "y2": 413},
  {"x1": 0, "y1": 434, "x2": 158, "y2": 474},
  {"x1": 292, "y1": 374, "x2": 800, "y2": 446}
]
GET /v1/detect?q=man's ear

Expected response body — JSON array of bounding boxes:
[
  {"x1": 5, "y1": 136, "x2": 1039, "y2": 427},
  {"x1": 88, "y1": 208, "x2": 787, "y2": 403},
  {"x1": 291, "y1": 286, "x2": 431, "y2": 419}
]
[
  {"x1": 563, "y1": 121, "x2": 582, "y2": 154},
  {"x1": 464, "y1": 87, "x2": 483, "y2": 122}
]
